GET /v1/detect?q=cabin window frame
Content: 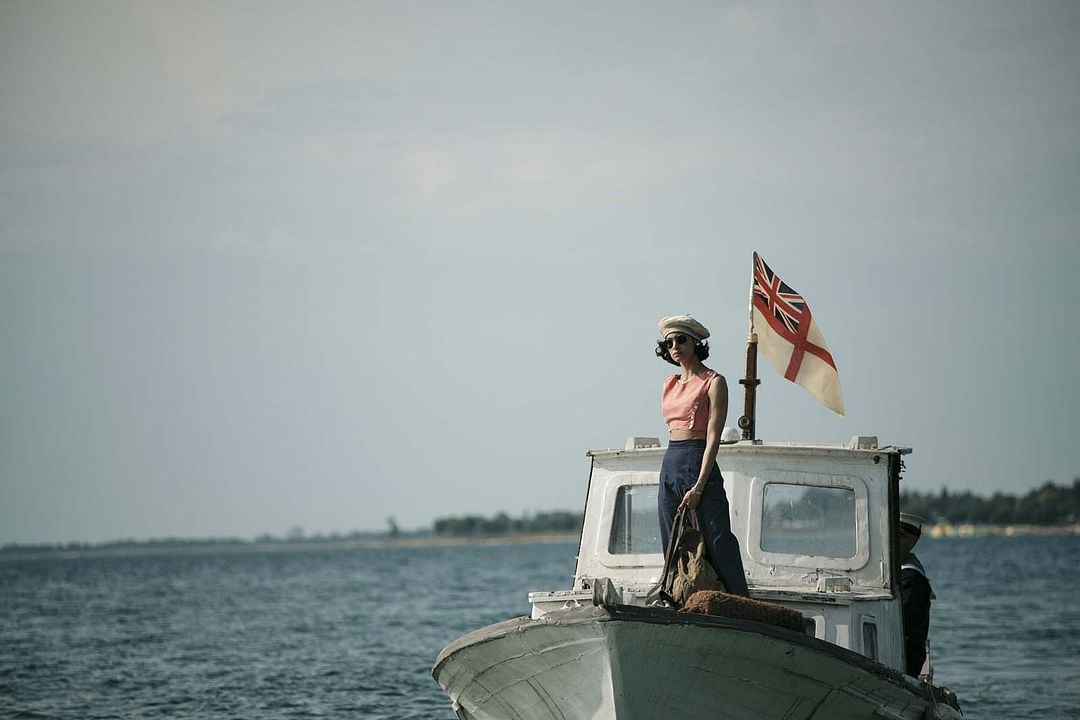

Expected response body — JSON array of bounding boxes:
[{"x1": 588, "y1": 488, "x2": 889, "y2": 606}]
[
  {"x1": 595, "y1": 473, "x2": 664, "y2": 568},
  {"x1": 747, "y1": 470, "x2": 871, "y2": 572}
]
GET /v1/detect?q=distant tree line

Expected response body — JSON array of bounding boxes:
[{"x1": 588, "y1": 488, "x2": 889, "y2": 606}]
[
  {"x1": 9, "y1": 479, "x2": 1075, "y2": 555},
  {"x1": 901, "y1": 478, "x2": 1080, "y2": 525},
  {"x1": 433, "y1": 511, "x2": 583, "y2": 537}
]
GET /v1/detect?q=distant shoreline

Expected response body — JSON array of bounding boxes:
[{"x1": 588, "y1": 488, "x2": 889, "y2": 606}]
[
  {"x1": 0, "y1": 532, "x2": 581, "y2": 561},
  {"x1": 6, "y1": 523, "x2": 1079, "y2": 561},
  {"x1": 927, "y1": 523, "x2": 1079, "y2": 538}
]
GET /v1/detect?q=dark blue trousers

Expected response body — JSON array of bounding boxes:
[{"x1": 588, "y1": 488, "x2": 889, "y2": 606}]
[{"x1": 658, "y1": 439, "x2": 750, "y2": 597}]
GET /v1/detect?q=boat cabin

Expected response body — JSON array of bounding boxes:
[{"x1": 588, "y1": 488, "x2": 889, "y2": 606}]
[{"x1": 530, "y1": 435, "x2": 914, "y2": 675}]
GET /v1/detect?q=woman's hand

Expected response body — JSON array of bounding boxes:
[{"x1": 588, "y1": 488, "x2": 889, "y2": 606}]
[{"x1": 678, "y1": 487, "x2": 703, "y2": 512}]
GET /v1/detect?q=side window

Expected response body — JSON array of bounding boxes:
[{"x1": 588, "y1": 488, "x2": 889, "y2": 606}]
[
  {"x1": 608, "y1": 484, "x2": 662, "y2": 555},
  {"x1": 761, "y1": 483, "x2": 857, "y2": 558}
]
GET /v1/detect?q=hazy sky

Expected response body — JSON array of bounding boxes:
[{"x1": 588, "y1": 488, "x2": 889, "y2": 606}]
[{"x1": 2, "y1": 2, "x2": 1078, "y2": 544}]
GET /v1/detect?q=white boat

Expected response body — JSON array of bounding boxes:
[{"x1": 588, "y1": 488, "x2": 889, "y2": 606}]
[{"x1": 433, "y1": 434, "x2": 963, "y2": 719}]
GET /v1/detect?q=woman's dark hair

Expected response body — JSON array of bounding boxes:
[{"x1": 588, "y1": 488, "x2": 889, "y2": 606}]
[{"x1": 655, "y1": 339, "x2": 710, "y2": 366}]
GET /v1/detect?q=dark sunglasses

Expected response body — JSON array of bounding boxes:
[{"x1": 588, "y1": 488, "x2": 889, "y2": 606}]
[{"x1": 663, "y1": 334, "x2": 690, "y2": 349}]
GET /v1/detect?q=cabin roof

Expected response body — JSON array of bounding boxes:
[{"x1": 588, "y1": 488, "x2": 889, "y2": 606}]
[{"x1": 586, "y1": 437, "x2": 912, "y2": 460}]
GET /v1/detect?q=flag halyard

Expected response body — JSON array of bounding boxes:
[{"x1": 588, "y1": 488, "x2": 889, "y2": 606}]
[{"x1": 751, "y1": 252, "x2": 845, "y2": 417}]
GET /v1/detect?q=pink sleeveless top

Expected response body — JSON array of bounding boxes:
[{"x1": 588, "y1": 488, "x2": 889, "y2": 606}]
[{"x1": 662, "y1": 371, "x2": 717, "y2": 432}]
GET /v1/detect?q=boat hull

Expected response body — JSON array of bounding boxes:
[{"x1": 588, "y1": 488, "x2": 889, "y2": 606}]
[{"x1": 433, "y1": 605, "x2": 957, "y2": 720}]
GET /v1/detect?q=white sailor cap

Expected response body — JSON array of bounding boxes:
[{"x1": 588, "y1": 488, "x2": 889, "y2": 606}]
[{"x1": 899, "y1": 513, "x2": 926, "y2": 536}]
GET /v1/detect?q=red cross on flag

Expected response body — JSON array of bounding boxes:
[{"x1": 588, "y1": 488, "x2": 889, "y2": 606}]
[{"x1": 751, "y1": 252, "x2": 845, "y2": 417}]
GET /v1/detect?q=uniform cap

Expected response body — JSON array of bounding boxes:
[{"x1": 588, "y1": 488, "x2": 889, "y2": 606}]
[{"x1": 899, "y1": 512, "x2": 925, "y2": 536}]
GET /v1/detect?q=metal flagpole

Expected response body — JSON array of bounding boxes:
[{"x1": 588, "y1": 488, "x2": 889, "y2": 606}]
[{"x1": 739, "y1": 252, "x2": 761, "y2": 441}]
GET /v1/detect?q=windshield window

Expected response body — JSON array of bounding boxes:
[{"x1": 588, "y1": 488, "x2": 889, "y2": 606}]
[
  {"x1": 761, "y1": 483, "x2": 857, "y2": 557},
  {"x1": 608, "y1": 484, "x2": 662, "y2": 555}
]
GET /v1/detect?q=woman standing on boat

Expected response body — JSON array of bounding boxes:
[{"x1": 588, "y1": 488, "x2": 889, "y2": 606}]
[{"x1": 656, "y1": 315, "x2": 750, "y2": 597}]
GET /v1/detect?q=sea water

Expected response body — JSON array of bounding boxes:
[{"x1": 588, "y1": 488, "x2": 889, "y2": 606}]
[{"x1": 2, "y1": 536, "x2": 1078, "y2": 719}]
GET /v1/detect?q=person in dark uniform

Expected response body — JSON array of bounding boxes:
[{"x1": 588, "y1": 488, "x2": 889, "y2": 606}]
[{"x1": 899, "y1": 512, "x2": 933, "y2": 678}]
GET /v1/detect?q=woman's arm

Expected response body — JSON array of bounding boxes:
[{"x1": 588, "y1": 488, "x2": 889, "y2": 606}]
[{"x1": 679, "y1": 374, "x2": 728, "y2": 511}]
